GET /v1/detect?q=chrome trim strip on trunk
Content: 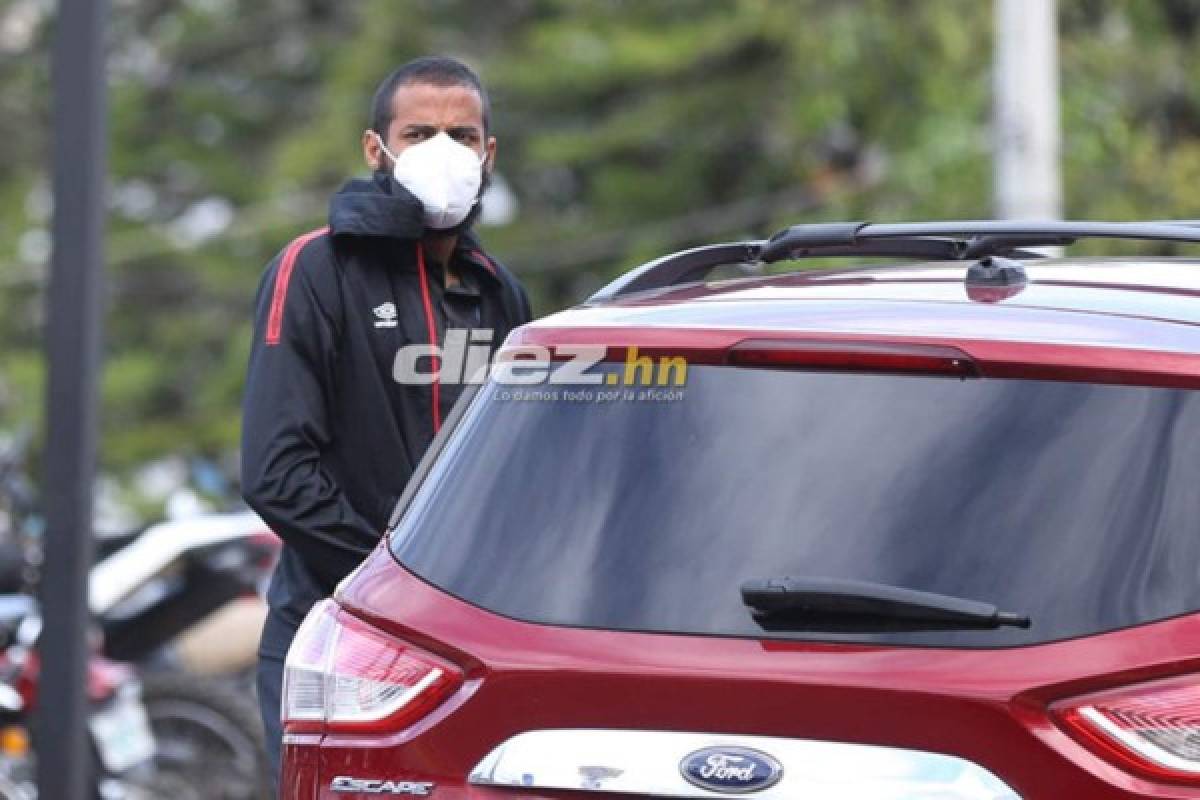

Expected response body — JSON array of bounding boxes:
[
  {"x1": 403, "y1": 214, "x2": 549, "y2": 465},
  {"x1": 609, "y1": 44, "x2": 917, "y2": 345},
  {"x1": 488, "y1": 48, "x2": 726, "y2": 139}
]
[{"x1": 469, "y1": 729, "x2": 1022, "y2": 799}]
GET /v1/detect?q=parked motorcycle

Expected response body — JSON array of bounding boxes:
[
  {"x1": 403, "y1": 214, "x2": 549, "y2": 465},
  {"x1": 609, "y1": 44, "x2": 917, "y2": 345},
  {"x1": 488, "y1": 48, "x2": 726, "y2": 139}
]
[
  {"x1": 0, "y1": 595, "x2": 35, "y2": 800},
  {"x1": 0, "y1": 436, "x2": 277, "y2": 799},
  {"x1": 91, "y1": 512, "x2": 278, "y2": 799},
  {"x1": 0, "y1": 590, "x2": 160, "y2": 800},
  {"x1": 91, "y1": 509, "x2": 278, "y2": 667}
]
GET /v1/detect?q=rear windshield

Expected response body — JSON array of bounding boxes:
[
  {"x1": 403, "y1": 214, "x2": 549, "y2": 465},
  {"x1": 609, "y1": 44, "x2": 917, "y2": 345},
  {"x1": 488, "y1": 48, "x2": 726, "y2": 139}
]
[{"x1": 390, "y1": 364, "x2": 1200, "y2": 647}]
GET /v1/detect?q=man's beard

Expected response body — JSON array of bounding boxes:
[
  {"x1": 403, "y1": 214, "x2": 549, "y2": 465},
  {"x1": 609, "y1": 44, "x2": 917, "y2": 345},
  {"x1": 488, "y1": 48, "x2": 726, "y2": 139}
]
[
  {"x1": 373, "y1": 166, "x2": 492, "y2": 237},
  {"x1": 424, "y1": 167, "x2": 491, "y2": 239}
]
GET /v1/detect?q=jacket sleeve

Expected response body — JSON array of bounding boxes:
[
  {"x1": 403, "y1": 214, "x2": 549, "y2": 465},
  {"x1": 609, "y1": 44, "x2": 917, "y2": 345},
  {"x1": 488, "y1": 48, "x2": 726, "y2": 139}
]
[{"x1": 240, "y1": 234, "x2": 376, "y2": 587}]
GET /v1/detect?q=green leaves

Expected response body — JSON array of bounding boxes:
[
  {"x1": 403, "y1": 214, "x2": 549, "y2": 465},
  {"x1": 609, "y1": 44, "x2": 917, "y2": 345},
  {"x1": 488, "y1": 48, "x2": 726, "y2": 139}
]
[{"x1": 1, "y1": 0, "x2": 1199, "y2": 481}]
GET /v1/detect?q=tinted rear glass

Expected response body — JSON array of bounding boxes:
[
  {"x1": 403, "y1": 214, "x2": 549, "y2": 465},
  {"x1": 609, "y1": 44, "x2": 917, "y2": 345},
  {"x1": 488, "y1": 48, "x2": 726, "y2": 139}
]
[{"x1": 390, "y1": 365, "x2": 1200, "y2": 647}]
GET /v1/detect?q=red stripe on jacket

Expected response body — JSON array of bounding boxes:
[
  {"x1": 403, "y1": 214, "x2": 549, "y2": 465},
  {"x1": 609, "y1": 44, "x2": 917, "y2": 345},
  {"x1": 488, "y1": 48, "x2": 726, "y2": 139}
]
[
  {"x1": 415, "y1": 244, "x2": 442, "y2": 433},
  {"x1": 265, "y1": 227, "x2": 330, "y2": 346},
  {"x1": 468, "y1": 249, "x2": 498, "y2": 276}
]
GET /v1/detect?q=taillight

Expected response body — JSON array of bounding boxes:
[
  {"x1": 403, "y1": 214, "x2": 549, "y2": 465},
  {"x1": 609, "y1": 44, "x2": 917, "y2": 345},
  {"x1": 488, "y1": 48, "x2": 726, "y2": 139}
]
[
  {"x1": 727, "y1": 339, "x2": 978, "y2": 377},
  {"x1": 282, "y1": 601, "x2": 338, "y2": 730},
  {"x1": 282, "y1": 599, "x2": 463, "y2": 734},
  {"x1": 1055, "y1": 675, "x2": 1200, "y2": 783}
]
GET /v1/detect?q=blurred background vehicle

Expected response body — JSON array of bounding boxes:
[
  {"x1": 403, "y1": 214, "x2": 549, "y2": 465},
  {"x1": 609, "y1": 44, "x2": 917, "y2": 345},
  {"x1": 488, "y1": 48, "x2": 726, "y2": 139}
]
[
  {"x1": 0, "y1": 434, "x2": 274, "y2": 799},
  {"x1": 90, "y1": 511, "x2": 276, "y2": 800},
  {"x1": 92, "y1": 509, "x2": 277, "y2": 671},
  {"x1": 0, "y1": 589, "x2": 158, "y2": 800}
]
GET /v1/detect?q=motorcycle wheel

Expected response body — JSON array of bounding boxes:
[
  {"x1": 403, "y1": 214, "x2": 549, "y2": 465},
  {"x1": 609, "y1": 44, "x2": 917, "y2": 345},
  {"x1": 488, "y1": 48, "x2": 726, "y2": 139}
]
[{"x1": 139, "y1": 673, "x2": 271, "y2": 800}]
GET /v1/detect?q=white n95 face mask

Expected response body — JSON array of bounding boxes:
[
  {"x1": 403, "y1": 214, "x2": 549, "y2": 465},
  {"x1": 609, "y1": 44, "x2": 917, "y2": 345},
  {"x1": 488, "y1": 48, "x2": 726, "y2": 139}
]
[{"x1": 376, "y1": 131, "x2": 485, "y2": 230}]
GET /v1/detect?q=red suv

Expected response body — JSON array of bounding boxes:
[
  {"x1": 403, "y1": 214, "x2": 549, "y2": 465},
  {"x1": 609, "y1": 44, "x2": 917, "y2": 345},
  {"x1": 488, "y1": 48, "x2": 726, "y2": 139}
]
[{"x1": 280, "y1": 221, "x2": 1200, "y2": 800}]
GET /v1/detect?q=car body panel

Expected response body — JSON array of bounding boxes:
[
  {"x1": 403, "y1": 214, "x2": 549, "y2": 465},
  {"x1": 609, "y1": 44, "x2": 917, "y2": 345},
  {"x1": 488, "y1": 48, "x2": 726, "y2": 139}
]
[
  {"x1": 518, "y1": 302, "x2": 1200, "y2": 355},
  {"x1": 588, "y1": 259, "x2": 1200, "y2": 319},
  {"x1": 506, "y1": 325, "x2": 1200, "y2": 389},
  {"x1": 307, "y1": 548, "x2": 1200, "y2": 799},
  {"x1": 519, "y1": 260, "x2": 1200, "y2": 356}
]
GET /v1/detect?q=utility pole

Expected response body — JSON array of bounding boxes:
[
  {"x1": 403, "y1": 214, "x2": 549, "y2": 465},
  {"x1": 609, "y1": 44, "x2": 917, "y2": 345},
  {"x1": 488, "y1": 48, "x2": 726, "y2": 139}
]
[
  {"x1": 38, "y1": 0, "x2": 108, "y2": 797},
  {"x1": 994, "y1": 0, "x2": 1062, "y2": 218}
]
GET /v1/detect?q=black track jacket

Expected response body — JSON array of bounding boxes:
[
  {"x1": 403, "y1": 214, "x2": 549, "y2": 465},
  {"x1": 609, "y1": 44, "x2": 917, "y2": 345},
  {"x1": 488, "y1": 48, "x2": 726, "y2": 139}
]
[{"x1": 242, "y1": 174, "x2": 532, "y2": 657}]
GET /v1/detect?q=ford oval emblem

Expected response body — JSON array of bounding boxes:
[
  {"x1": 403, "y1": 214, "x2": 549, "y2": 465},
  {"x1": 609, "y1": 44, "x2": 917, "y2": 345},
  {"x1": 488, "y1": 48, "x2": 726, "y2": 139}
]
[{"x1": 679, "y1": 746, "x2": 783, "y2": 794}]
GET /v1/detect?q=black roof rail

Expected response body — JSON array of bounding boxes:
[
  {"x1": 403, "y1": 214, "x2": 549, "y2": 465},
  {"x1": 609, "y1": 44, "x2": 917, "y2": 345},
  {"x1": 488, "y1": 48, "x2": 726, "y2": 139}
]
[
  {"x1": 587, "y1": 242, "x2": 764, "y2": 302},
  {"x1": 586, "y1": 220, "x2": 1200, "y2": 303}
]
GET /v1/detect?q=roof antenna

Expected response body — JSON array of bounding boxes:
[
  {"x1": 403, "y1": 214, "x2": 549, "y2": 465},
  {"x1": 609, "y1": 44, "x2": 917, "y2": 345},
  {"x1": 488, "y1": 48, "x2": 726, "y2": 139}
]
[
  {"x1": 966, "y1": 255, "x2": 1028, "y2": 286},
  {"x1": 965, "y1": 255, "x2": 1028, "y2": 303}
]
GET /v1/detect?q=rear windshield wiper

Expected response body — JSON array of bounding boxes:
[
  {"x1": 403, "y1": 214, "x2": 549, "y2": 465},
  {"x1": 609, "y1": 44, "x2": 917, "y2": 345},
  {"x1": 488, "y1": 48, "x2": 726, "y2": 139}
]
[{"x1": 741, "y1": 577, "x2": 1030, "y2": 633}]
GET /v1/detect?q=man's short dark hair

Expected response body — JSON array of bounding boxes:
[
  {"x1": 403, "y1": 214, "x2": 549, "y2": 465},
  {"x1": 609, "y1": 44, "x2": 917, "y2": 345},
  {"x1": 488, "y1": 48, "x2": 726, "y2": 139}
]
[{"x1": 370, "y1": 56, "x2": 491, "y2": 137}]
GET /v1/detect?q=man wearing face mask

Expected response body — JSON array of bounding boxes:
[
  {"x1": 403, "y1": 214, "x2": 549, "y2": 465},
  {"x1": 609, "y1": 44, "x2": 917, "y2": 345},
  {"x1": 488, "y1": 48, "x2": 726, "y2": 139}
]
[{"x1": 240, "y1": 56, "x2": 532, "y2": 789}]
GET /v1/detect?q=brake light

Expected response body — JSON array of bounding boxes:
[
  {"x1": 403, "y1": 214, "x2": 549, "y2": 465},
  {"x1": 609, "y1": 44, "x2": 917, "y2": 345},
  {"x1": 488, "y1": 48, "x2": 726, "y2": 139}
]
[
  {"x1": 282, "y1": 600, "x2": 463, "y2": 734},
  {"x1": 1055, "y1": 675, "x2": 1200, "y2": 783},
  {"x1": 727, "y1": 339, "x2": 978, "y2": 377}
]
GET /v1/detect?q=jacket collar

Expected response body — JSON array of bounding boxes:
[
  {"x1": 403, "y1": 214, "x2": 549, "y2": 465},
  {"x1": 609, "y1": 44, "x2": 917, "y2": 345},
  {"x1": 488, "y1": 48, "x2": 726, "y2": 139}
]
[
  {"x1": 328, "y1": 173, "x2": 502, "y2": 286},
  {"x1": 328, "y1": 172, "x2": 424, "y2": 241}
]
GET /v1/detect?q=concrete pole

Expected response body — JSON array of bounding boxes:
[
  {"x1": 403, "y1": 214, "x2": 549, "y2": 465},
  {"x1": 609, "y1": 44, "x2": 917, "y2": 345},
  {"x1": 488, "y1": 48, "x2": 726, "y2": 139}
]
[{"x1": 994, "y1": 0, "x2": 1062, "y2": 219}]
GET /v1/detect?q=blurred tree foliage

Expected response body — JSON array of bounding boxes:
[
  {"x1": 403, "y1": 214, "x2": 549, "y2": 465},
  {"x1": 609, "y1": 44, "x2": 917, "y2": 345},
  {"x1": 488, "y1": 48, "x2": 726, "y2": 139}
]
[{"x1": 0, "y1": 0, "x2": 1199, "y2": 481}]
